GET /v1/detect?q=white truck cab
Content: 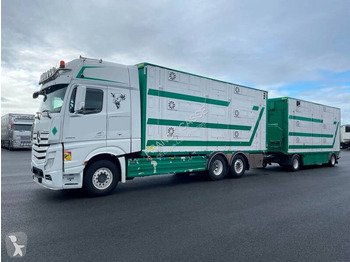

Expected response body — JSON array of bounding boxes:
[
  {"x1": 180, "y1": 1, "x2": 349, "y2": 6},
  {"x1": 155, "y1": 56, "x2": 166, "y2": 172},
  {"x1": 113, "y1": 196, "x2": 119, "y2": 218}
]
[{"x1": 31, "y1": 57, "x2": 141, "y2": 193}]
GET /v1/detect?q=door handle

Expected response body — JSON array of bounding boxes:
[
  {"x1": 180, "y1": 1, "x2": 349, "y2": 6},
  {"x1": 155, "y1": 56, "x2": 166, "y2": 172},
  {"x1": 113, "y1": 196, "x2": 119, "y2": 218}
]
[{"x1": 95, "y1": 131, "x2": 105, "y2": 137}]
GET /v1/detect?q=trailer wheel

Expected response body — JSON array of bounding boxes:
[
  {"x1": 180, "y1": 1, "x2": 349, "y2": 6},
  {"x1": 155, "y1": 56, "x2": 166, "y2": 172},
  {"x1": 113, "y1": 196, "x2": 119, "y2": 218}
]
[
  {"x1": 229, "y1": 154, "x2": 246, "y2": 178},
  {"x1": 83, "y1": 160, "x2": 119, "y2": 196},
  {"x1": 207, "y1": 154, "x2": 228, "y2": 181},
  {"x1": 327, "y1": 154, "x2": 336, "y2": 167},
  {"x1": 290, "y1": 155, "x2": 301, "y2": 171}
]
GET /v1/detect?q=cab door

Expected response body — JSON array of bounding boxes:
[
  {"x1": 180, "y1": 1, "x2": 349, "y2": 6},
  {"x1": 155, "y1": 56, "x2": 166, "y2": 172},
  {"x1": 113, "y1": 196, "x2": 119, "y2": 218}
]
[{"x1": 63, "y1": 85, "x2": 107, "y2": 147}]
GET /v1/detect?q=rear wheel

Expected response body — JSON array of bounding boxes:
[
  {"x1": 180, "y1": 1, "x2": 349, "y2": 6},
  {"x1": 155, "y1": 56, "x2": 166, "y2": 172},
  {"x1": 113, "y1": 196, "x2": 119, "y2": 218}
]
[
  {"x1": 327, "y1": 154, "x2": 336, "y2": 167},
  {"x1": 290, "y1": 155, "x2": 301, "y2": 171},
  {"x1": 84, "y1": 160, "x2": 119, "y2": 196},
  {"x1": 207, "y1": 154, "x2": 228, "y2": 181},
  {"x1": 229, "y1": 154, "x2": 246, "y2": 178}
]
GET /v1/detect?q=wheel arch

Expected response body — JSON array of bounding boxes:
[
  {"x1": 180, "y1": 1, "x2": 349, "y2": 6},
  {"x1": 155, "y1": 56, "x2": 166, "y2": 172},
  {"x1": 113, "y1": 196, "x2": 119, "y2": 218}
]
[
  {"x1": 206, "y1": 151, "x2": 229, "y2": 170},
  {"x1": 83, "y1": 147, "x2": 127, "y2": 182}
]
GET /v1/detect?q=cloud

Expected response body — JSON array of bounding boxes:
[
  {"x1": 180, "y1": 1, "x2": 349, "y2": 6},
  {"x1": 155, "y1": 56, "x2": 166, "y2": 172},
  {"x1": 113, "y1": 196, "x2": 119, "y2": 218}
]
[
  {"x1": 1, "y1": 97, "x2": 11, "y2": 103},
  {"x1": 2, "y1": 0, "x2": 350, "y2": 122},
  {"x1": 298, "y1": 86, "x2": 350, "y2": 124}
]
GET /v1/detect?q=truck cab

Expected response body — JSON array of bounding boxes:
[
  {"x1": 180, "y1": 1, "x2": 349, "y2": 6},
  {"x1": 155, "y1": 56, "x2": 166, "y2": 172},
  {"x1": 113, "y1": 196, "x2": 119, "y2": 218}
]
[
  {"x1": 341, "y1": 125, "x2": 350, "y2": 149},
  {"x1": 31, "y1": 57, "x2": 141, "y2": 192},
  {"x1": 1, "y1": 114, "x2": 34, "y2": 150}
]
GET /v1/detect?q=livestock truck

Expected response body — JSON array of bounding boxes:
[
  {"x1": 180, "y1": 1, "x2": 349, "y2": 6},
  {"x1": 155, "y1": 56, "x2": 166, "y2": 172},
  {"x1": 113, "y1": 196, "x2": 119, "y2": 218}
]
[
  {"x1": 1, "y1": 113, "x2": 35, "y2": 150},
  {"x1": 341, "y1": 124, "x2": 350, "y2": 149},
  {"x1": 31, "y1": 57, "x2": 267, "y2": 195},
  {"x1": 265, "y1": 97, "x2": 340, "y2": 170}
]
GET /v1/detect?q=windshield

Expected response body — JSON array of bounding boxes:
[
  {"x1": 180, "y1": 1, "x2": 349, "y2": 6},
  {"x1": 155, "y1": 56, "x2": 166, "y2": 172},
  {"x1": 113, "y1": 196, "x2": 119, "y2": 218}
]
[
  {"x1": 40, "y1": 84, "x2": 68, "y2": 113},
  {"x1": 13, "y1": 124, "x2": 32, "y2": 131}
]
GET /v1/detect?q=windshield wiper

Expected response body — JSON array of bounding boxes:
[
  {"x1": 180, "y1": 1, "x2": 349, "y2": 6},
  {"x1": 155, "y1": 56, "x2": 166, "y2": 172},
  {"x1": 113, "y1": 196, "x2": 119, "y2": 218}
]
[{"x1": 42, "y1": 110, "x2": 52, "y2": 119}]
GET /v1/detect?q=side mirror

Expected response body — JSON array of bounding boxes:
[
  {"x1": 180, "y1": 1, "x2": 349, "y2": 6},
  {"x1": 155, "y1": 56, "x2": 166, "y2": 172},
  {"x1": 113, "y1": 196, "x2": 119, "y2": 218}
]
[
  {"x1": 74, "y1": 86, "x2": 86, "y2": 113},
  {"x1": 33, "y1": 92, "x2": 39, "y2": 99}
]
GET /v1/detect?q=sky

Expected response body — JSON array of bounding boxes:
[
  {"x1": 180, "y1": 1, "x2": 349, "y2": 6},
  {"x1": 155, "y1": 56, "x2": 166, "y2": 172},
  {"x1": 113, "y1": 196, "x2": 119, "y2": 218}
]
[{"x1": 2, "y1": 0, "x2": 350, "y2": 123}]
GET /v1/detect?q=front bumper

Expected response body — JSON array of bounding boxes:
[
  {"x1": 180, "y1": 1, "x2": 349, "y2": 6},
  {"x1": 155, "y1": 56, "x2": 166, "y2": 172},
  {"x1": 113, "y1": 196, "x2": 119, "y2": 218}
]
[
  {"x1": 32, "y1": 166, "x2": 63, "y2": 190},
  {"x1": 13, "y1": 143, "x2": 32, "y2": 149},
  {"x1": 31, "y1": 143, "x2": 84, "y2": 190}
]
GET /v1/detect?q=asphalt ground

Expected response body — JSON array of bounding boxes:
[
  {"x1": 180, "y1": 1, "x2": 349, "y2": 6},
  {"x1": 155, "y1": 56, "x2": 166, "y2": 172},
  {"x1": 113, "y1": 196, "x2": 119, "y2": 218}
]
[{"x1": 2, "y1": 148, "x2": 350, "y2": 261}]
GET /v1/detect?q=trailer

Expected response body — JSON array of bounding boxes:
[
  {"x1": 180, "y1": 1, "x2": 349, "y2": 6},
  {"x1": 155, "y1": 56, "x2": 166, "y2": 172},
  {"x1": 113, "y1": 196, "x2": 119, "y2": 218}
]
[
  {"x1": 31, "y1": 57, "x2": 267, "y2": 196},
  {"x1": 341, "y1": 124, "x2": 350, "y2": 149},
  {"x1": 1, "y1": 113, "x2": 35, "y2": 150},
  {"x1": 265, "y1": 97, "x2": 340, "y2": 170}
]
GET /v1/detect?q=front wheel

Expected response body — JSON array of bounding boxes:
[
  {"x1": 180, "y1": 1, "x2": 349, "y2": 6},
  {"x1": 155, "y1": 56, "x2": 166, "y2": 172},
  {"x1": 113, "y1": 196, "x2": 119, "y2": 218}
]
[{"x1": 84, "y1": 160, "x2": 119, "y2": 196}]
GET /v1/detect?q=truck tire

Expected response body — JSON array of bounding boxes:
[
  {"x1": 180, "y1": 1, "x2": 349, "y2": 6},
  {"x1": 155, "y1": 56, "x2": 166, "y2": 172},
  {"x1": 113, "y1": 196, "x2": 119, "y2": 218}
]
[
  {"x1": 83, "y1": 160, "x2": 119, "y2": 196},
  {"x1": 229, "y1": 154, "x2": 246, "y2": 178},
  {"x1": 290, "y1": 155, "x2": 301, "y2": 171},
  {"x1": 327, "y1": 154, "x2": 336, "y2": 167},
  {"x1": 207, "y1": 154, "x2": 228, "y2": 181}
]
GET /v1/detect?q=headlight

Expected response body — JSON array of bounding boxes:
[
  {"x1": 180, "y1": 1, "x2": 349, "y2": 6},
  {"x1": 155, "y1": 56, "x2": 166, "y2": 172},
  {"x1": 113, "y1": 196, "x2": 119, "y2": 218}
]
[{"x1": 45, "y1": 158, "x2": 55, "y2": 170}]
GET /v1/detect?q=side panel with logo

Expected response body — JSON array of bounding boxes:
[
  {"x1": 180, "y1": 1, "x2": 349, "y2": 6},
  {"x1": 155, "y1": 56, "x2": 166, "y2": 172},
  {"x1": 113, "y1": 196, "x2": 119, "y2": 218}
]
[{"x1": 107, "y1": 86, "x2": 131, "y2": 153}]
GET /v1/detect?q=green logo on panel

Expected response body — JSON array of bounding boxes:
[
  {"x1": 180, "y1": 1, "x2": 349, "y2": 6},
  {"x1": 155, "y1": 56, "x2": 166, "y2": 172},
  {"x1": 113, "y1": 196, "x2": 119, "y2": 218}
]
[{"x1": 52, "y1": 127, "x2": 57, "y2": 136}]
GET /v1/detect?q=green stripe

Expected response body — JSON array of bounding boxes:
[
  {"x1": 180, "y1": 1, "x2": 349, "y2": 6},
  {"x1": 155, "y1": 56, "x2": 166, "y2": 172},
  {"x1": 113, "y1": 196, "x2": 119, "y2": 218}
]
[
  {"x1": 289, "y1": 145, "x2": 334, "y2": 149},
  {"x1": 289, "y1": 132, "x2": 333, "y2": 138},
  {"x1": 252, "y1": 106, "x2": 259, "y2": 111},
  {"x1": 146, "y1": 107, "x2": 265, "y2": 147},
  {"x1": 148, "y1": 89, "x2": 230, "y2": 106},
  {"x1": 289, "y1": 115, "x2": 323, "y2": 123},
  {"x1": 144, "y1": 150, "x2": 265, "y2": 156},
  {"x1": 289, "y1": 122, "x2": 339, "y2": 149},
  {"x1": 76, "y1": 66, "x2": 128, "y2": 84},
  {"x1": 147, "y1": 118, "x2": 251, "y2": 131}
]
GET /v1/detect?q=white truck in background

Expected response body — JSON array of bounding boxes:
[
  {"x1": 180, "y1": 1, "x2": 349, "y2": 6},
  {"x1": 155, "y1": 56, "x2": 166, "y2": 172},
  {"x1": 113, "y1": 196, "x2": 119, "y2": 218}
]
[
  {"x1": 31, "y1": 57, "x2": 267, "y2": 196},
  {"x1": 341, "y1": 124, "x2": 350, "y2": 149},
  {"x1": 1, "y1": 113, "x2": 35, "y2": 150}
]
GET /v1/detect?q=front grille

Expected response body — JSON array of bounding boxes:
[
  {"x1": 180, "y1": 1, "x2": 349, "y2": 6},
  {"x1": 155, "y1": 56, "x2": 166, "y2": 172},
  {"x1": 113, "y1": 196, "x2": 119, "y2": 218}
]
[{"x1": 32, "y1": 132, "x2": 50, "y2": 162}]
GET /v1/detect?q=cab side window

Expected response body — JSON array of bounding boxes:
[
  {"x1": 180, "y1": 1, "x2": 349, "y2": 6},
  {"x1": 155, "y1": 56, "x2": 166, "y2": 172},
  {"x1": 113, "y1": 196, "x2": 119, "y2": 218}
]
[
  {"x1": 85, "y1": 88, "x2": 103, "y2": 114},
  {"x1": 69, "y1": 88, "x2": 77, "y2": 113},
  {"x1": 69, "y1": 87, "x2": 103, "y2": 114}
]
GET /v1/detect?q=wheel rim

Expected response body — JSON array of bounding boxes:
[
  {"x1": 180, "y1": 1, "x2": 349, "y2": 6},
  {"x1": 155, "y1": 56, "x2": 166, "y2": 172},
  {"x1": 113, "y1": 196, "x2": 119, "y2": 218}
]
[
  {"x1": 92, "y1": 168, "x2": 113, "y2": 190},
  {"x1": 293, "y1": 158, "x2": 299, "y2": 170},
  {"x1": 212, "y1": 160, "x2": 223, "y2": 176},
  {"x1": 234, "y1": 159, "x2": 244, "y2": 174}
]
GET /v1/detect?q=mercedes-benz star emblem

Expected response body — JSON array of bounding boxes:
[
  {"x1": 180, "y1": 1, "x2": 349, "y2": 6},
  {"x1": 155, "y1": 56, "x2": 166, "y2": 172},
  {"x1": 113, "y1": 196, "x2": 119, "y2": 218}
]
[{"x1": 37, "y1": 131, "x2": 41, "y2": 144}]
